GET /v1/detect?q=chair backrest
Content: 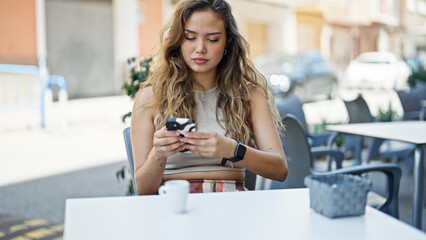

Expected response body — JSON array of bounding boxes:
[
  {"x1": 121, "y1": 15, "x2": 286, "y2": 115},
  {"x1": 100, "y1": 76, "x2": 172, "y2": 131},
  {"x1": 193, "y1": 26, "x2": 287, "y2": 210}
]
[
  {"x1": 397, "y1": 84, "x2": 426, "y2": 120},
  {"x1": 123, "y1": 127, "x2": 138, "y2": 194},
  {"x1": 344, "y1": 95, "x2": 374, "y2": 123},
  {"x1": 244, "y1": 170, "x2": 257, "y2": 191},
  {"x1": 342, "y1": 95, "x2": 375, "y2": 163},
  {"x1": 275, "y1": 95, "x2": 307, "y2": 131},
  {"x1": 270, "y1": 114, "x2": 313, "y2": 189}
]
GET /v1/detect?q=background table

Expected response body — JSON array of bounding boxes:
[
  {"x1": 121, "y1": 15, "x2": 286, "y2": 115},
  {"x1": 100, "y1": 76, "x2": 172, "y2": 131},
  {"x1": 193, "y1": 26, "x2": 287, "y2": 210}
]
[
  {"x1": 64, "y1": 189, "x2": 425, "y2": 240},
  {"x1": 326, "y1": 121, "x2": 426, "y2": 228}
]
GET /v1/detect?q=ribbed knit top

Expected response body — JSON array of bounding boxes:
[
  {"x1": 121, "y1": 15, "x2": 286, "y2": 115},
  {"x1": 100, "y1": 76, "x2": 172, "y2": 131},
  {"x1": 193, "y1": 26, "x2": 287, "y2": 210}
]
[{"x1": 163, "y1": 87, "x2": 245, "y2": 175}]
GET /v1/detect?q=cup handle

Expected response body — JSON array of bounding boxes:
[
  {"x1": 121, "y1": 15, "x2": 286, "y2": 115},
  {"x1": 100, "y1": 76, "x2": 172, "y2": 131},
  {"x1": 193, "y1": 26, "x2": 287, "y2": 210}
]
[{"x1": 158, "y1": 185, "x2": 167, "y2": 195}]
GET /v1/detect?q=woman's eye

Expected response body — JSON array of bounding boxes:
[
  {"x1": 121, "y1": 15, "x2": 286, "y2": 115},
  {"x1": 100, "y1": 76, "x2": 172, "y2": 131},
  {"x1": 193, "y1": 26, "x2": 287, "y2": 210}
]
[
  {"x1": 208, "y1": 39, "x2": 219, "y2": 42},
  {"x1": 185, "y1": 37, "x2": 195, "y2": 40}
]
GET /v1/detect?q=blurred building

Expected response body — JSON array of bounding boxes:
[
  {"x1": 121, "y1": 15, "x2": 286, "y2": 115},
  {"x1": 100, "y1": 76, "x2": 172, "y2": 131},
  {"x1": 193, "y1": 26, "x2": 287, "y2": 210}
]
[
  {"x1": 0, "y1": 0, "x2": 160, "y2": 99},
  {"x1": 242, "y1": 0, "x2": 426, "y2": 70},
  {"x1": 227, "y1": 0, "x2": 296, "y2": 57},
  {"x1": 399, "y1": 0, "x2": 426, "y2": 58},
  {"x1": 291, "y1": 0, "x2": 400, "y2": 70},
  {"x1": 1, "y1": 0, "x2": 425, "y2": 99}
]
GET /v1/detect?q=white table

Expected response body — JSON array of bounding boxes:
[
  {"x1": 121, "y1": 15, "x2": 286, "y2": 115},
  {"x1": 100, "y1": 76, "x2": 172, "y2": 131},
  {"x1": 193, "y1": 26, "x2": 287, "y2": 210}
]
[
  {"x1": 64, "y1": 189, "x2": 425, "y2": 240},
  {"x1": 326, "y1": 121, "x2": 426, "y2": 229}
]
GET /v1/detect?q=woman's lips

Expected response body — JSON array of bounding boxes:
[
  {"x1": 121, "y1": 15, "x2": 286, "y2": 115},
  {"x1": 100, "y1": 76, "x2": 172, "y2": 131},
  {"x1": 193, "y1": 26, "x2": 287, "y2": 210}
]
[{"x1": 193, "y1": 58, "x2": 208, "y2": 64}]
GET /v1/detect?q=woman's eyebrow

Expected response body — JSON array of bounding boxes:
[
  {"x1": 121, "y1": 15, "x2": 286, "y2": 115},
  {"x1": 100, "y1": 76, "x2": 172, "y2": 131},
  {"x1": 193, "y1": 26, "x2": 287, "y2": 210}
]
[{"x1": 184, "y1": 29, "x2": 223, "y2": 36}]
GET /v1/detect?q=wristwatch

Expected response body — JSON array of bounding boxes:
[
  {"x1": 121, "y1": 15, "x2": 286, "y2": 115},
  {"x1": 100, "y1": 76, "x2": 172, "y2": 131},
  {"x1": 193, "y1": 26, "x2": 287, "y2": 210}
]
[{"x1": 221, "y1": 139, "x2": 247, "y2": 166}]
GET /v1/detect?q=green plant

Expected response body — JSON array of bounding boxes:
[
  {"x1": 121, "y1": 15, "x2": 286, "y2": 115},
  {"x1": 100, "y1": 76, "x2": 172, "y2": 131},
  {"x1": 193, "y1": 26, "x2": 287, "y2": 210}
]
[
  {"x1": 121, "y1": 57, "x2": 153, "y2": 122},
  {"x1": 408, "y1": 65, "x2": 426, "y2": 88},
  {"x1": 308, "y1": 119, "x2": 345, "y2": 148},
  {"x1": 116, "y1": 166, "x2": 135, "y2": 196},
  {"x1": 376, "y1": 103, "x2": 398, "y2": 122},
  {"x1": 117, "y1": 56, "x2": 152, "y2": 196},
  {"x1": 333, "y1": 134, "x2": 345, "y2": 148}
]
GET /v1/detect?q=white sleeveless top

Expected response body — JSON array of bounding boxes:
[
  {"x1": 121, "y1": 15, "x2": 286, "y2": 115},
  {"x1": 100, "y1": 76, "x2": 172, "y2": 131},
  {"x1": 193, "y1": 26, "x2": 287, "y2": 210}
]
[{"x1": 163, "y1": 87, "x2": 245, "y2": 175}]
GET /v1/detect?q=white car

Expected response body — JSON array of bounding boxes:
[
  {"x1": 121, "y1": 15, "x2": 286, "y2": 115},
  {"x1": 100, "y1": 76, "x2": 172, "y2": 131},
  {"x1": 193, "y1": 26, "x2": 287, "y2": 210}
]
[{"x1": 344, "y1": 52, "x2": 411, "y2": 90}]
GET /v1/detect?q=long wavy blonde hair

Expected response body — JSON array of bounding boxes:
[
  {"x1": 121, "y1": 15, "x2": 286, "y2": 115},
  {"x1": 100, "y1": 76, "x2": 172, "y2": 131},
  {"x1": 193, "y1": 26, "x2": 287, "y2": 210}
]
[{"x1": 140, "y1": 0, "x2": 282, "y2": 147}]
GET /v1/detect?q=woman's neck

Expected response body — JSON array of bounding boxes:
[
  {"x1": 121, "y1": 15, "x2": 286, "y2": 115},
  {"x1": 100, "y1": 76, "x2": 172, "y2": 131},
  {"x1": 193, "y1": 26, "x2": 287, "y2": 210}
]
[{"x1": 192, "y1": 71, "x2": 218, "y2": 90}]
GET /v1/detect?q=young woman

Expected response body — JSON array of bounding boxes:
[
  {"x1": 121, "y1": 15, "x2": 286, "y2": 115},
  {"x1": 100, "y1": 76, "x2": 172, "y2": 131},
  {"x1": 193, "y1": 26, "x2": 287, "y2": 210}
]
[{"x1": 131, "y1": 0, "x2": 287, "y2": 195}]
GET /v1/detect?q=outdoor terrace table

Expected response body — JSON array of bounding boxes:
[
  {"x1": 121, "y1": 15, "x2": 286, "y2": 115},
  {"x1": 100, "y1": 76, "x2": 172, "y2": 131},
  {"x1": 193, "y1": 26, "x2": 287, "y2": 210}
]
[
  {"x1": 326, "y1": 121, "x2": 426, "y2": 229},
  {"x1": 63, "y1": 189, "x2": 425, "y2": 239}
]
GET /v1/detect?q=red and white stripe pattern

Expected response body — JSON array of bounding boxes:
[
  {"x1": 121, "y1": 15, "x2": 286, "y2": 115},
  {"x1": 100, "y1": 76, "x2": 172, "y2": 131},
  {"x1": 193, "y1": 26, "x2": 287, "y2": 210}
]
[{"x1": 188, "y1": 180, "x2": 246, "y2": 193}]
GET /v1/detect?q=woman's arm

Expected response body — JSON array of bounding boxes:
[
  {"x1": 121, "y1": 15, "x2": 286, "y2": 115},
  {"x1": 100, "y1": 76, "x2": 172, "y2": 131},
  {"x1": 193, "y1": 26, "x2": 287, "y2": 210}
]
[
  {"x1": 131, "y1": 87, "x2": 183, "y2": 195},
  {"x1": 181, "y1": 86, "x2": 287, "y2": 182},
  {"x1": 238, "y1": 86, "x2": 288, "y2": 181}
]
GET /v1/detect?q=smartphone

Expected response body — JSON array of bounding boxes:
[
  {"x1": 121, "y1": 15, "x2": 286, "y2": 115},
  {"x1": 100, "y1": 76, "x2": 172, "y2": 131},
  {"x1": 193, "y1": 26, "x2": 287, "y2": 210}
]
[{"x1": 166, "y1": 118, "x2": 196, "y2": 152}]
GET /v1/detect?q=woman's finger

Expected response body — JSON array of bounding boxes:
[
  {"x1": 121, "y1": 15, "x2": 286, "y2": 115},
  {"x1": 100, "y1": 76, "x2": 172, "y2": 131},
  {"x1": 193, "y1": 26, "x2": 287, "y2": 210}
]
[
  {"x1": 161, "y1": 141, "x2": 183, "y2": 152},
  {"x1": 157, "y1": 141, "x2": 183, "y2": 157},
  {"x1": 184, "y1": 131, "x2": 215, "y2": 139},
  {"x1": 180, "y1": 136, "x2": 208, "y2": 146},
  {"x1": 156, "y1": 129, "x2": 180, "y2": 138},
  {"x1": 159, "y1": 136, "x2": 181, "y2": 145}
]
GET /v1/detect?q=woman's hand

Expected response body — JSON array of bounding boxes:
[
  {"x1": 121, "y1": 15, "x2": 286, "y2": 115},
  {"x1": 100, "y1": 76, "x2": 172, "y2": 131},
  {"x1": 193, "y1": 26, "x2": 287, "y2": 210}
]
[
  {"x1": 152, "y1": 126, "x2": 184, "y2": 159},
  {"x1": 181, "y1": 132, "x2": 237, "y2": 159}
]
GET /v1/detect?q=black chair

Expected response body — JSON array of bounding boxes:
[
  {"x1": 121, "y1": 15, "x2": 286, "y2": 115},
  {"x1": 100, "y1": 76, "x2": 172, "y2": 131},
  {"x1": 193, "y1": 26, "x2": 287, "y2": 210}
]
[
  {"x1": 342, "y1": 95, "x2": 415, "y2": 164},
  {"x1": 257, "y1": 114, "x2": 344, "y2": 189},
  {"x1": 276, "y1": 95, "x2": 345, "y2": 171},
  {"x1": 342, "y1": 95, "x2": 375, "y2": 165},
  {"x1": 397, "y1": 84, "x2": 426, "y2": 120},
  {"x1": 316, "y1": 163, "x2": 401, "y2": 218},
  {"x1": 275, "y1": 95, "x2": 330, "y2": 147},
  {"x1": 259, "y1": 115, "x2": 402, "y2": 218}
]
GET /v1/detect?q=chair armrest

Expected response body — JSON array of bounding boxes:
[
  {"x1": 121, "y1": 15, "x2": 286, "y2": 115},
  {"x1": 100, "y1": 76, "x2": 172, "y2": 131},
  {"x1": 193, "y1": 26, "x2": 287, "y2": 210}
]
[
  {"x1": 403, "y1": 111, "x2": 422, "y2": 120},
  {"x1": 317, "y1": 163, "x2": 402, "y2": 218},
  {"x1": 309, "y1": 132, "x2": 332, "y2": 147},
  {"x1": 311, "y1": 146, "x2": 344, "y2": 171},
  {"x1": 323, "y1": 163, "x2": 401, "y2": 176},
  {"x1": 327, "y1": 132, "x2": 364, "y2": 166}
]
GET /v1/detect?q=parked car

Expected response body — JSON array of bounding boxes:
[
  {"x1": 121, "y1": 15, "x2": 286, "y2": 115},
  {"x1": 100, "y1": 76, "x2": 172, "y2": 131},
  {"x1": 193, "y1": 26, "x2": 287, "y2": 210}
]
[
  {"x1": 343, "y1": 52, "x2": 411, "y2": 90},
  {"x1": 254, "y1": 51, "x2": 338, "y2": 102}
]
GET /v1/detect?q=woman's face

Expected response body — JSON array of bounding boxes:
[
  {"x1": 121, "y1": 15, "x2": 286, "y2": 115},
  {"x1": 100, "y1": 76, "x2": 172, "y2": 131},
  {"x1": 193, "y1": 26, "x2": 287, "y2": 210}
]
[{"x1": 180, "y1": 9, "x2": 227, "y2": 79}]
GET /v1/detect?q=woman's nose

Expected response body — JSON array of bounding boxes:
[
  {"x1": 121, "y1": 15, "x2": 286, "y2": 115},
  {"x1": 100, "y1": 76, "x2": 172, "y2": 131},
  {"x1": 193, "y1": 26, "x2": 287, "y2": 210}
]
[{"x1": 195, "y1": 40, "x2": 206, "y2": 53}]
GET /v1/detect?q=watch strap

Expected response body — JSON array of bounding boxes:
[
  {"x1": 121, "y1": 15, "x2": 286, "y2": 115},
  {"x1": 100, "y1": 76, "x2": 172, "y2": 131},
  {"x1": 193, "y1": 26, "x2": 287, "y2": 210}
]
[{"x1": 221, "y1": 139, "x2": 246, "y2": 166}]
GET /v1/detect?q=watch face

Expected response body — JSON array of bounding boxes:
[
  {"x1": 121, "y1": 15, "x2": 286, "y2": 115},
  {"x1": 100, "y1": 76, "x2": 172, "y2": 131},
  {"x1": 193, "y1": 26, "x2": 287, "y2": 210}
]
[{"x1": 236, "y1": 143, "x2": 247, "y2": 160}]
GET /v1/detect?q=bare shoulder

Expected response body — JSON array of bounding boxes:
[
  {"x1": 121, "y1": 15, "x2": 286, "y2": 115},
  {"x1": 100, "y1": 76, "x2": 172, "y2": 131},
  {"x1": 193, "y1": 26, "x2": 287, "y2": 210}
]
[
  {"x1": 248, "y1": 84, "x2": 268, "y2": 103},
  {"x1": 132, "y1": 86, "x2": 156, "y2": 117},
  {"x1": 134, "y1": 86, "x2": 154, "y2": 106}
]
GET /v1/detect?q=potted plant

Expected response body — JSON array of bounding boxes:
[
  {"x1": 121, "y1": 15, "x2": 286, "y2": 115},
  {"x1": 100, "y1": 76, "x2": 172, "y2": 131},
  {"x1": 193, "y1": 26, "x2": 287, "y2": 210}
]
[
  {"x1": 376, "y1": 103, "x2": 398, "y2": 122},
  {"x1": 122, "y1": 57, "x2": 153, "y2": 122},
  {"x1": 408, "y1": 66, "x2": 426, "y2": 88}
]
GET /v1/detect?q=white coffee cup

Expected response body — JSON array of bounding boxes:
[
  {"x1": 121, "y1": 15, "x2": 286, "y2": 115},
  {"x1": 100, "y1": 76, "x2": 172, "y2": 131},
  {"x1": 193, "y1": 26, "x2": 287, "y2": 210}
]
[{"x1": 158, "y1": 180, "x2": 190, "y2": 214}]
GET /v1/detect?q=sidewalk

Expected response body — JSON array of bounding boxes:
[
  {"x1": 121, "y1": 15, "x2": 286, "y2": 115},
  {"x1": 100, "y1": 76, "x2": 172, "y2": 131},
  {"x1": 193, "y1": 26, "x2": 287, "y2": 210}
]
[
  {"x1": 0, "y1": 95, "x2": 133, "y2": 238},
  {"x1": 0, "y1": 95, "x2": 134, "y2": 238},
  {"x1": 0, "y1": 95, "x2": 133, "y2": 187}
]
